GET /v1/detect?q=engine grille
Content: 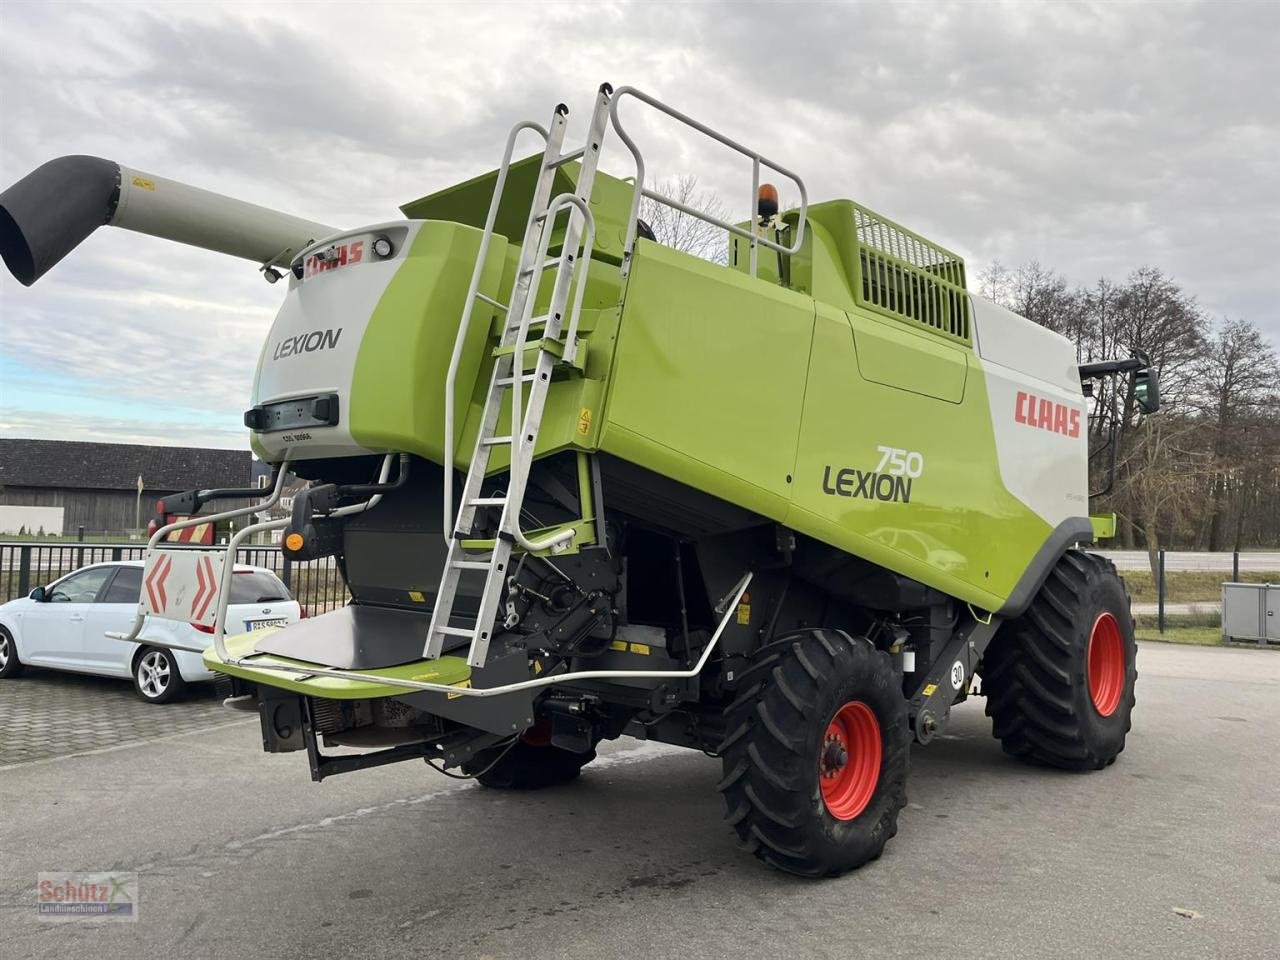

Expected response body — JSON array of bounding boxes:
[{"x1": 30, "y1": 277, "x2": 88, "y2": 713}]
[{"x1": 851, "y1": 204, "x2": 970, "y2": 344}]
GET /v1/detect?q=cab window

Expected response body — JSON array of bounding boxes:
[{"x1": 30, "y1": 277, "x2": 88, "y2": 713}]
[{"x1": 49, "y1": 567, "x2": 114, "y2": 603}]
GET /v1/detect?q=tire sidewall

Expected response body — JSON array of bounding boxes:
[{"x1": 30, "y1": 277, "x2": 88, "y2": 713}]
[
  {"x1": 805, "y1": 639, "x2": 908, "y2": 867},
  {"x1": 133, "y1": 646, "x2": 182, "y2": 704},
  {"x1": 1070, "y1": 568, "x2": 1137, "y2": 757},
  {"x1": 0, "y1": 626, "x2": 20, "y2": 678}
]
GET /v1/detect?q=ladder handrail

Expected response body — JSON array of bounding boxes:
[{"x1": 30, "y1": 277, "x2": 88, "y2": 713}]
[
  {"x1": 607, "y1": 84, "x2": 809, "y2": 279},
  {"x1": 443, "y1": 119, "x2": 551, "y2": 546},
  {"x1": 503, "y1": 190, "x2": 596, "y2": 553}
]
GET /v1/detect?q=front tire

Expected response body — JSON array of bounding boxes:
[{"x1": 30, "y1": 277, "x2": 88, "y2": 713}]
[
  {"x1": 718, "y1": 628, "x2": 909, "y2": 877},
  {"x1": 982, "y1": 551, "x2": 1137, "y2": 770},
  {"x1": 0, "y1": 626, "x2": 24, "y2": 679},
  {"x1": 133, "y1": 646, "x2": 187, "y2": 704}
]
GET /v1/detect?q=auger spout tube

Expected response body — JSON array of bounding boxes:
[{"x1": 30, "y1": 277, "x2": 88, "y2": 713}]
[{"x1": 0, "y1": 155, "x2": 339, "y2": 286}]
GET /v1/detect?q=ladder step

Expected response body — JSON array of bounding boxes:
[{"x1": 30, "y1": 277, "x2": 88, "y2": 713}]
[
  {"x1": 493, "y1": 337, "x2": 564, "y2": 359},
  {"x1": 450, "y1": 560, "x2": 492, "y2": 571},
  {"x1": 475, "y1": 292, "x2": 507, "y2": 312},
  {"x1": 468, "y1": 496, "x2": 507, "y2": 507},
  {"x1": 547, "y1": 147, "x2": 586, "y2": 169},
  {"x1": 520, "y1": 257, "x2": 561, "y2": 276},
  {"x1": 480, "y1": 435, "x2": 512, "y2": 446},
  {"x1": 495, "y1": 374, "x2": 536, "y2": 386},
  {"x1": 434, "y1": 625, "x2": 476, "y2": 639},
  {"x1": 507, "y1": 315, "x2": 552, "y2": 334}
]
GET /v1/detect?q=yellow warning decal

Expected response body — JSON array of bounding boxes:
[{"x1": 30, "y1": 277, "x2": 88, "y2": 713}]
[
  {"x1": 922, "y1": 683, "x2": 938, "y2": 697},
  {"x1": 629, "y1": 642, "x2": 651, "y2": 656},
  {"x1": 448, "y1": 679, "x2": 472, "y2": 700},
  {"x1": 410, "y1": 671, "x2": 442, "y2": 683},
  {"x1": 408, "y1": 590, "x2": 425, "y2": 603},
  {"x1": 131, "y1": 176, "x2": 156, "y2": 191},
  {"x1": 736, "y1": 603, "x2": 751, "y2": 625},
  {"x1": 609, "y1": 639, "x2": 628, "y2": 653},
  {"x1": 577, "y1": 407, "x2": 592, "y2": 436},
  {"x1": 533, "y1": 660, "x2": 543, "y2": 675}
]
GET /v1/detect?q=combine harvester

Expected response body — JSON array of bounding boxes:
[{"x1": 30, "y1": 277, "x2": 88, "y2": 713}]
[{"x1": 0, "y1": 84, "x2": 1159, "y2": 876}]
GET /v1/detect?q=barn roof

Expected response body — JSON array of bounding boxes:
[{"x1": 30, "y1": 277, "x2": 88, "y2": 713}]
[{"x1": 0, "y1": 439, "x2": 252, "y2": 492}]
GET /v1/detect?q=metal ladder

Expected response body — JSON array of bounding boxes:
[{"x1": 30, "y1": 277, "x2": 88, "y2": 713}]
[{"x1": 425, "y1": 86, "x2": 612, "y2": 669}]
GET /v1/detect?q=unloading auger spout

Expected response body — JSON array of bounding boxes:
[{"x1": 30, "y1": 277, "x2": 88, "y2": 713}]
[{"x1": 0, "y1": 155, "x2": 338, "y2": 285}]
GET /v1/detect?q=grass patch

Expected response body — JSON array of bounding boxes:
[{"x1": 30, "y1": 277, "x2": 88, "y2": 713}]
[
  {"x1": 1119, "y1": 569, "x2": 1272, "y2": 603},
  {"x1": 1135, "y1": 626, "x2": 1223, "y2": 646}
]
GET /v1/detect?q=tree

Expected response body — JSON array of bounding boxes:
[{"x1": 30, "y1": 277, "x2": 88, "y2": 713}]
[
  {"x1": 639, "y1": 175, "x2": 730, "y2": 264},
  {"x1": 1193, "y1": 318, "x2": 1280, "y2": 549}
]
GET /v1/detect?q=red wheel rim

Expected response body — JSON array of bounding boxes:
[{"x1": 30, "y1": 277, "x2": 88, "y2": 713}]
[
  {"x1": 819, "y1": 700, "x2": 881, "y2": 820},
  {"x1": 1087, "y1": 612, "x2": 1125, "y2": 717}
]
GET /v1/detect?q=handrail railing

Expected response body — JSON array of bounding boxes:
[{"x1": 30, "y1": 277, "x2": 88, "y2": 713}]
[
  {"x1": 442, "y1": 119, "x2": 551, "y2": 546},
  {"x1": 105, "y1": 462, "x2": 293, "y2": 646},
  {"x1": 607, "y1": 84, "x2": 809, "y2": 279}
]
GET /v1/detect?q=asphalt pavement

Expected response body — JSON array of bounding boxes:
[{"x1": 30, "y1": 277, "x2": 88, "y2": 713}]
[{"x1": 1, "y1": 643, "x2": 1277, "y2": 960}]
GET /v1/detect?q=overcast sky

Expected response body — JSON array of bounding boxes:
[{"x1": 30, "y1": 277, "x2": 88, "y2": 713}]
[{"x1": 1, "y1": 0, "x2": 1276, "y2": 449}]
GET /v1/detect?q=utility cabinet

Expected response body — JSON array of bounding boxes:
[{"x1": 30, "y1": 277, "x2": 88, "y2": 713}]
[{"x1": 1221, "y1": 583, "x2": 1279, "y2": 645}]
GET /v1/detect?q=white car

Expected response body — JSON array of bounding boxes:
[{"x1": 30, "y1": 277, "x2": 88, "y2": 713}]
[{"x1": 0, "y1": 560, "x2": 302, "y2": 703}]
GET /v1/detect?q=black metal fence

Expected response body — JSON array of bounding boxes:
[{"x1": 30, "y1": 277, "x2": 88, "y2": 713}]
[{"x1": 0, "y1": 541, "x2": 349, "y2": 614}]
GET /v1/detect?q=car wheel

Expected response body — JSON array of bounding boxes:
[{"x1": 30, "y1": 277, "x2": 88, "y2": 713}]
[
  {"x1": 0, "y1": 626, "x2": 24, "y2": 679},
  {"x1": 133, "y1": 646, "x2": 187, "y2": 704}
]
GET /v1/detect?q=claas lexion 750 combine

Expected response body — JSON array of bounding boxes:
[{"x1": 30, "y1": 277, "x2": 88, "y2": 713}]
[{"x1": 0, "y1": 84, "x2": 1159, "y2": 876}]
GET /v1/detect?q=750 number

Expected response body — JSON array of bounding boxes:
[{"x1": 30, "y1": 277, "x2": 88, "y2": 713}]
[{"x1": 875, "y1": 445, "x2": 925, "y2": 478}]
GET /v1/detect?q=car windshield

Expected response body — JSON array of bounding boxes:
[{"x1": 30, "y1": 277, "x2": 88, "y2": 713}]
[{"x1": 228, "y1": 571, "x2": 291, "y2": 604}]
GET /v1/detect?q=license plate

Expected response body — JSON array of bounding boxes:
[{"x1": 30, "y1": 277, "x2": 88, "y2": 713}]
[{"x1": 245, "y1": 618, "x2": 288, "y2": 632}]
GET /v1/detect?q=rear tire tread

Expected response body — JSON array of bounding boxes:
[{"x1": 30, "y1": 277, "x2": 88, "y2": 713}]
[{"x1": 983, "y1": 551, "x2": 1137, "y2": 770}]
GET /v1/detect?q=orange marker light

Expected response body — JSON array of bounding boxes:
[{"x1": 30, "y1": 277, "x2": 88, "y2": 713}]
[
  {"x1": 285, "y1": 532, "x2": 305, "y2": 552},
  {"x1": 757, "y1": 183, "x2": 779, "y2": 221}
]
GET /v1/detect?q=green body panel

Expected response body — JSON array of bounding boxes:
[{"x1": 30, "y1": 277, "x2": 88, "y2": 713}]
[
  {"x1": 348, "y1": 221, "x2": 508, "y2": 463},
  {"x1": 786, "y1": 303, "x2": 1049, "y2": 610},
  {"x1": 275, "y1": 163, "x2": 1066, "y2": 615},
  {"x1": 599, "y1": 239, "x2": 815, "y2": 520},
  {"x1": 402, "y1": 155, "x2": 636, "y2": 266},
  {"x1": 203, "y1": 629, "x2": 472, "y2": 698},
  {"x1": 591, "y1": 238, "x2": 1049, "y2": 610}
]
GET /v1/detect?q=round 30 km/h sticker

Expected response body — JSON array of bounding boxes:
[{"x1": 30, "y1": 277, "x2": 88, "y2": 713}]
[{"x1": 950, "y1": 661, "x2": 965, "y2": 690}]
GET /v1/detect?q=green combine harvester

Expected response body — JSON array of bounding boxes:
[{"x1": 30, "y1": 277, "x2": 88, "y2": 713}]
[{"x1": 0, "y1": 84, "x2": 1158, "y2": 876}]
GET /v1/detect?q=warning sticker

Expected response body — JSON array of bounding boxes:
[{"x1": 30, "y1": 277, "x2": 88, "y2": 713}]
[
  {"x1": 921, "y1": 683, "x2": 938, "y2": 697},
  {"x1": 448, "y1": 679, "x2": 472, "y2": 700},
  {"x1": 131, "y1": 176, "x2": 156, "y2": 191},
  {"x1": 577, "y1": 407, "x2": 592, "y2": 436},
  {"x1": 408, "y1": 590, "x2": 425, "y2": 603},
  {"x1": 736, "y1": 603, "x2": 751, "y2": 625}
]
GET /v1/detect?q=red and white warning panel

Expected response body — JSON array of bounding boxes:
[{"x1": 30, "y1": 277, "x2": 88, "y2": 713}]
[{"x1": 140, "y1": 549, "x2": 226, "y2": 628}]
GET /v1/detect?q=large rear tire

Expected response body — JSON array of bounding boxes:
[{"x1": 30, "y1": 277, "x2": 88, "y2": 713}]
[
  {"x1": 718, "y1": 628, "x2": 908, "y2": 877},
  {"x1": 983, "y1": 550, "x2": 1137, "y2": 770},
  {"x1": 462, "y1": 726, "x2": 596, "y2": 789}
]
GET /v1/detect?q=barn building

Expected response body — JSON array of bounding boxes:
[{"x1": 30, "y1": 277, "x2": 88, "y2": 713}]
[{"x1": 0, "y1": 439, "x2": 252, "y2": 535}]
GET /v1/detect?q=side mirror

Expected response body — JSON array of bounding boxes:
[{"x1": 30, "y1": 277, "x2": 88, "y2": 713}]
[
  {"x1": 1135, "y1": 368, "x2": 1161, "y2": 415},
  {"x1": 29, "y1": 586, "x2": 47, "y2": 602}
]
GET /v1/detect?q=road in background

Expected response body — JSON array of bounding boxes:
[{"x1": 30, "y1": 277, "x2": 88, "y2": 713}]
[
  {"x1": 1100, "y1": 551, "x2": 1280, "y2": 572},
  {"x1": 1, "y1": 643, "x2": 1277, "y2": 960}
]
